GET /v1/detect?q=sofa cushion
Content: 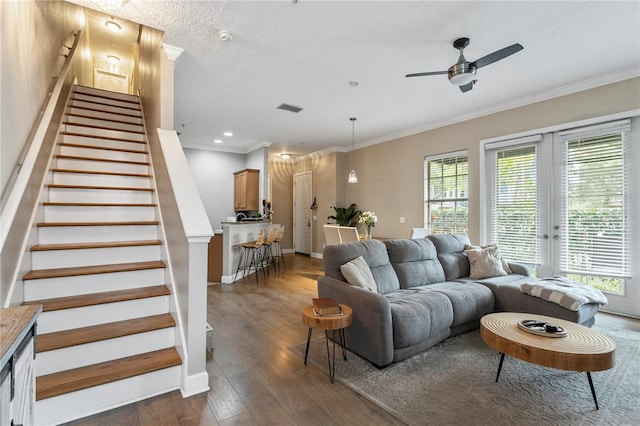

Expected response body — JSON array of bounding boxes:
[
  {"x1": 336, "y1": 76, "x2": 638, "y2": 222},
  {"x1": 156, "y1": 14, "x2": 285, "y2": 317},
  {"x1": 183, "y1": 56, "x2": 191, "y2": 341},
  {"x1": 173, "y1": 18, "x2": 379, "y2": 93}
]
[
  {"x1": 419, "y1": 282, "x2": 495, "y2": 328},
  {"x1": 340, "y1": 255, "x2": 377, "y2": 292},
  {"x1": 385, "y1": 238, "x2": 446, "y2": 288},
  {"x1": 427, "y1": 234, "x2": 471, "y2": 280},
  {"x1": 464, "y1": 246, "x2": 508, "y2": 279},
  {"x1": 323, "y1": 239, "x2": 400, "y2": 295},
  {"x1": 385, "y1": 289, "x2": 453, "y2": 349},
  {"x1": 476, "y1": 274, "x2": 599, "y2": 326}
]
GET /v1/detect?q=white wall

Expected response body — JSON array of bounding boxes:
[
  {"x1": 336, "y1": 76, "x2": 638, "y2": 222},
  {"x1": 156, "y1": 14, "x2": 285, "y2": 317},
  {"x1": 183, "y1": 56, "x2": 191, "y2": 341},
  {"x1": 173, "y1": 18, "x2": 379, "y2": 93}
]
[{"x1": 183, "y1": 148, "x2": 246, "y2": 230}]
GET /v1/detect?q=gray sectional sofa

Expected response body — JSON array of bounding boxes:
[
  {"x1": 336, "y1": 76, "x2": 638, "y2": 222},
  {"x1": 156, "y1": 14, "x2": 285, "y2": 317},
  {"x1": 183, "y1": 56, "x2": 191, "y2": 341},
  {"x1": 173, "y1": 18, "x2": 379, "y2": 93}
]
[{"x1": 317, "y1": 234, "x2": 600, "y2": 367}]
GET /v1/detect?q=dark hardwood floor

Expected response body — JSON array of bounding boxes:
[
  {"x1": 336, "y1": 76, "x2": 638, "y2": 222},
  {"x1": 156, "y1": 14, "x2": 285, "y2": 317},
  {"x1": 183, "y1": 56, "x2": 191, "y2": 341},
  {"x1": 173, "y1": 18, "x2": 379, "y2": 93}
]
[{"x1": 64, "y1": 253, "x2": 638, "y2": 425}]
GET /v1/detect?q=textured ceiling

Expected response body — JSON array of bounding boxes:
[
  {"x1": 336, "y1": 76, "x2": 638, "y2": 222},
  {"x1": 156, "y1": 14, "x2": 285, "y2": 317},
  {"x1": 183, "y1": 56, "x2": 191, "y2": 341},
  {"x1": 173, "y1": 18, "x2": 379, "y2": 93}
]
[{"x1": 71, "y1": 0, "x2": 640, "y2": 160}]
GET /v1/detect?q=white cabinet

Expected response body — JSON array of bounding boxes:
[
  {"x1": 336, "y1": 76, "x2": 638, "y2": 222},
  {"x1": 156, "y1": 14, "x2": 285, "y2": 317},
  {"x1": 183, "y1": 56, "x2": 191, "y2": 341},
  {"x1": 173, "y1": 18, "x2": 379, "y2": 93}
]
[{"x1": 0, "y1": 305, "x2": 41, "y2": 426}]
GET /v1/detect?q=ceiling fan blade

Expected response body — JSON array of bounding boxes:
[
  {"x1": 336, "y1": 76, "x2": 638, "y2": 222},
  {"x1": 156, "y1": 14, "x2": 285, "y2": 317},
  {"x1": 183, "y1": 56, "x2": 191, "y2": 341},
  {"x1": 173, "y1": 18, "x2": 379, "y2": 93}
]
[
  {"x1": 472, "y1": 43, "x2": 523, "y2": 69},
  {"x1": 459, "y1": 81, "x2": 474, "y2": 93},
  {"x1": 405, "y1": 70, "x2": 448, "y2": 78}
]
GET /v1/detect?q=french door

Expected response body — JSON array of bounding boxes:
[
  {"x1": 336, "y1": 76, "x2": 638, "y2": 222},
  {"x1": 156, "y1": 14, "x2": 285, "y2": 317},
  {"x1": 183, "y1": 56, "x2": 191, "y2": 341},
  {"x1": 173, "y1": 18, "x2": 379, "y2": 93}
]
[{"x1": 482, "y1": 118, "x2": 639, "y2": 317}]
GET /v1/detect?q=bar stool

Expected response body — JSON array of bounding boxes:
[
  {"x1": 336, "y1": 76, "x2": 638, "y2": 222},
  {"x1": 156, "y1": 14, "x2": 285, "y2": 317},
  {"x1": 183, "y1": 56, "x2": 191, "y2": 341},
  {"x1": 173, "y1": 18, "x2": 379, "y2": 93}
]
[
  {"x1": 234, "y1": 229, "x2": 267, "y2": 284},
  {"x1": 273, "y1": 225, "x2": 286, "y2": 269},
  {"x1": 261, "y1": 227, "x2": 278, "y2": 274}
]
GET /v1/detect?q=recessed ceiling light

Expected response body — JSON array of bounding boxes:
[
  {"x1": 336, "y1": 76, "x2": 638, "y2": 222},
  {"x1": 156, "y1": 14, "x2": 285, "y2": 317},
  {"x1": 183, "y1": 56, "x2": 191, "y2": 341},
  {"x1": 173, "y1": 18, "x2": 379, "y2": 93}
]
[
  {"x1": 349, "y1": 80, "x2": 360, "y2": 87},
  {"x1": 213, "y1": 139, "x2": 223, "y2": 144},
  {"x1": 105, "y1": 20, "x2": 121, "y2": 32},
  {"x1": 223, "y1": 131, "x2": 233, "y2": 137},
  {"x1": 281, "y1": 153, "x2": 291, "y2": 160},
  {"x1": 106, "y1": 55, "x2": 120, "y2": 64}
]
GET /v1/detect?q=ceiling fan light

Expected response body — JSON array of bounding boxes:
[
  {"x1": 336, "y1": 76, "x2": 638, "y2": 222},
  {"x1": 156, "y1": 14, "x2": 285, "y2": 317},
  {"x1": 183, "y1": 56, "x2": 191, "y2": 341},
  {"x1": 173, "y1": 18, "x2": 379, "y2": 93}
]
[
  {"x1": 449, "y1": 70, "x2": 476, "y2": 86},
  {"x1": 348, "y1": 169, "x2": 358, "y2": 183},
  {"x1": 448, "y1": 61, "x2": 476, "y2": 86}
]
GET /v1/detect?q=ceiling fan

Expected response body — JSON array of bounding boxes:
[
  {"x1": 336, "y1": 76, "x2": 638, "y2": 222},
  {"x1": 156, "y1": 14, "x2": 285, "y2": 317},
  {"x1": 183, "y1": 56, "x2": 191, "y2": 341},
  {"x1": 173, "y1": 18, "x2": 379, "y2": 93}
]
[{"x1": 406, "y1": 37, "x2": 523, "y2": 93}]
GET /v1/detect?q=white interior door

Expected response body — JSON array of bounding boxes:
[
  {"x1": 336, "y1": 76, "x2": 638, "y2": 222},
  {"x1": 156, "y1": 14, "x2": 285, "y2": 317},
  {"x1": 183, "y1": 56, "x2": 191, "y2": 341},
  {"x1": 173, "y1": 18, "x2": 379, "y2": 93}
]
[{"x1": 293, "y1": 172, "x2": 312, "y2": 255}]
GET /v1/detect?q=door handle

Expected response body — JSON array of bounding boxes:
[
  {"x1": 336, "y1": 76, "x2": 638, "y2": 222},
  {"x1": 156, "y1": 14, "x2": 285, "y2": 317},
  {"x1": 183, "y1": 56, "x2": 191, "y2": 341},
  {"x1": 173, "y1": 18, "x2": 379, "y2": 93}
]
[{"x1": 537, "y1": 234, "x2": 549, "y2": 240}]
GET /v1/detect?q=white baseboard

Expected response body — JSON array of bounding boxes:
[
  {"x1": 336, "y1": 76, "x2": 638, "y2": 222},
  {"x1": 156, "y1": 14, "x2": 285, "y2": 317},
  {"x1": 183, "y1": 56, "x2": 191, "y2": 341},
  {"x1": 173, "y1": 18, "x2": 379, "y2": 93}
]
[{"x1": 180, "y1": 371, "x2": 210, "y2": 398}]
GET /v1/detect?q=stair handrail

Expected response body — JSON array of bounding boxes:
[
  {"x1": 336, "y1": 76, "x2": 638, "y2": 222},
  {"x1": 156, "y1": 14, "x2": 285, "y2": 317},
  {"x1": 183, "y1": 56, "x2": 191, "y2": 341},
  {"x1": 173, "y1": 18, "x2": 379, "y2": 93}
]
[{"x1": 1, "y1": 30, "x2": 83, "y2": 306}]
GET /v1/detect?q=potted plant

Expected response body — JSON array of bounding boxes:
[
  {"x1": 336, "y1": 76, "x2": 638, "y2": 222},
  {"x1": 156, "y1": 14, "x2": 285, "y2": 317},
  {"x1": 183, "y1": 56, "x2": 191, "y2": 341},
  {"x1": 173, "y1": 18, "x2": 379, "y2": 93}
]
[{"x1": 328, "y1": 204, "x2": 361, "y2": 227}]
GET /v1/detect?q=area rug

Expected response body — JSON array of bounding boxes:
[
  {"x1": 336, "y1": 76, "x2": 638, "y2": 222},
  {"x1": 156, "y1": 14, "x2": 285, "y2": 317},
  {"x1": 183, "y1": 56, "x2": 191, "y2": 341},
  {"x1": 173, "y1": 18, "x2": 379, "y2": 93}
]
[{"x1": 290, "y1": 325, "x2": 639, "y2": 425}]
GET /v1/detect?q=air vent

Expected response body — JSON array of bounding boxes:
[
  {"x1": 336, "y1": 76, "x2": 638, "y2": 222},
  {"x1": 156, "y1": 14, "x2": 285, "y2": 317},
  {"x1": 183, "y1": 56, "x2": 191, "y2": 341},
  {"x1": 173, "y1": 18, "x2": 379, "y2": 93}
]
[{"x1": 277, "y1": 103, "x2": 303, "y2": 113}]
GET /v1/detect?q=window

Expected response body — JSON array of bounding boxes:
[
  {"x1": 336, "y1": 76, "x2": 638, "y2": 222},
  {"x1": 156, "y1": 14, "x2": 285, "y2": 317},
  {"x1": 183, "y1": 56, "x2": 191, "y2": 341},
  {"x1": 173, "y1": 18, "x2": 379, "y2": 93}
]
[{"x1": 424, "y1": 151, "x2": 468, "y2": 234}]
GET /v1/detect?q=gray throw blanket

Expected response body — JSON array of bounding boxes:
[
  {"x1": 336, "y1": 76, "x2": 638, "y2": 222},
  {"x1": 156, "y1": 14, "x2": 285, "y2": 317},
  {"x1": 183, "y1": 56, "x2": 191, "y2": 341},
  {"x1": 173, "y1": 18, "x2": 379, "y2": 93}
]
[{"x1": 520, "y1": 276, "x2": 608, "y2": 311}]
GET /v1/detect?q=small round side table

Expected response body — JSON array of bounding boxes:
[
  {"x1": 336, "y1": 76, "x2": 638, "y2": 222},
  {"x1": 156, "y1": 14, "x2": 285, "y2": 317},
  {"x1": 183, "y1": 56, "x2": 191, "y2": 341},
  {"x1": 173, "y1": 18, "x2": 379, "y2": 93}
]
[{"x1": 301, "y1": 304, "x2": 353, "y2": 383}]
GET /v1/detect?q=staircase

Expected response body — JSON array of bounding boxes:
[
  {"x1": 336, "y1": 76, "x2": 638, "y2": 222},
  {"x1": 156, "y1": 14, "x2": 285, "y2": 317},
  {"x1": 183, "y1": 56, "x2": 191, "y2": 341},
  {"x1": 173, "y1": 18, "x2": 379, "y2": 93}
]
[{"x1": 22, "y1": 86, "x2": 181, "y2": 425}]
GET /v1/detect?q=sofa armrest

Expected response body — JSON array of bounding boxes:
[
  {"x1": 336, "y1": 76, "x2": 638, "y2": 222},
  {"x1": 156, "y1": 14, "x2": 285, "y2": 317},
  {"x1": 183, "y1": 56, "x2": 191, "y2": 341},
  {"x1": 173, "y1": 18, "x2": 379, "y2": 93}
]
[
  {"x1": 317, "y1": 275, "x2": 394, "y2": 367},
  {"x1": 507, "y1": 261, "x2": 532, "y2": 277}
]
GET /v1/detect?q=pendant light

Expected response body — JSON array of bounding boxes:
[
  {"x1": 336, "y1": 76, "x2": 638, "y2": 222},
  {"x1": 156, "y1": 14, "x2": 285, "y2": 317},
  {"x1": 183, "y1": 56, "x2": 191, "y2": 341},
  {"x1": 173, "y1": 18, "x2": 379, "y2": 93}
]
[{"x1": 348, "y1": 117, "x2": 358, "y2": 183}]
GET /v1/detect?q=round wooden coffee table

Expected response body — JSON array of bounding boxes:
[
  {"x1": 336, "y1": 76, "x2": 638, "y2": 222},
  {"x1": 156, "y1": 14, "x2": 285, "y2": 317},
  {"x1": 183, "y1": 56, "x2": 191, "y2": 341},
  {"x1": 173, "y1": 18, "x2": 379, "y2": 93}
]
[
  {"x1": 302, "y1": 304, "x2": 353, "y2": 383},
  {"x1": 480, "y1": 312, "x2": 615, "y2": 410}
]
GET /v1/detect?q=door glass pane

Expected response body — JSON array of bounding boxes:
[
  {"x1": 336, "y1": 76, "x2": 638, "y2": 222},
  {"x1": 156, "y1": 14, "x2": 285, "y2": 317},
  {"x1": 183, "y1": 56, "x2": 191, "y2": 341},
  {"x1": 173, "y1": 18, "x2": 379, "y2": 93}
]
[
  {"x1": 494, "y1": 145, "x2": 539, "y2": 264},
  {"x1": 560, "y1": 132, "x2": 628, "y2": 293}
]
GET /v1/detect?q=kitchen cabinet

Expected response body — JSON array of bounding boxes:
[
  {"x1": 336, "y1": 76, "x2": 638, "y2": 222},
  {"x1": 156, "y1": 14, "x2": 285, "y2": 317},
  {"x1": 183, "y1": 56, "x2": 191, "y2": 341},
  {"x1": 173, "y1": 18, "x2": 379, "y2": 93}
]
[{"x1": 234, "y1": 169, "x2": 260, "y2": 211}]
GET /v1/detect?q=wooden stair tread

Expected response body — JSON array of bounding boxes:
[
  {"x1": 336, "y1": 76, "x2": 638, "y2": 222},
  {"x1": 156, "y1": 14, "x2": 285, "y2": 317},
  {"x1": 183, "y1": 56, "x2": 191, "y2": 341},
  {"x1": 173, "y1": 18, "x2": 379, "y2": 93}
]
[
  {"x1": 23, "y1": 260, "x2": 165, "y2": 280},
  {"x1": 23, "y1": 285, "x2": 169, "y2": 312},
  {"x1": 60, "y1": 142, "x2": 146, "y2": 155},
  {"x1": 42, "y1": 202, "x2": 156, "y2": 207},
  {"x1": 65, "y1": 113, "x2": 143, "y2": 127},
  {"x1": 48, "y1": 183, "x2": 153, "y2": 191},
  {"x1": 36, "y1": 347, "x2": 181, "y2": 400},
  {"x1": 61, "y1": 132, "x2": 147, "y2": 145},
  {"x1": 31, "y1": 239, "x2": 161, "y2": 251},
  {"x1": 37, "y1": 314, "x2": 176, "y2": 353},
  {"x1": 72, "y1": 93, "x2": 140, "y2": 108},
  {"x1": 37, "y1": 220, "x2": 158, "y2": 227},
  {"x1": 51, "y1": 168, "x2": 151, "y2": 178},
  {"x1": 67, "y1": 104, "x2": 142, "y2": 119},
  {"x1": 63, "y1": 122, "x2": 145, "y2": 135}
]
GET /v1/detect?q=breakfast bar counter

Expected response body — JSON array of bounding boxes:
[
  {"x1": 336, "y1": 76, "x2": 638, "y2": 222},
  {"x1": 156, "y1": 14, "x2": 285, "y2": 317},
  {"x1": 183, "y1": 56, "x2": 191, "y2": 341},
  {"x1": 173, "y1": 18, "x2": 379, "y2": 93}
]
[{"x1": 220, "y1": 222, "x2": 280, "y2": 283}]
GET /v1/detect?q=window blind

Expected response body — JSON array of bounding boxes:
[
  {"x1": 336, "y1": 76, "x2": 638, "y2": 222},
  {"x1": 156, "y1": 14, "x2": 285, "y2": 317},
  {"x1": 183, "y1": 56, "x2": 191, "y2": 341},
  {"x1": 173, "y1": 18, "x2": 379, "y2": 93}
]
[
  {"x1": 488, "y1": 144, "x2": 540, "y2": 263},
  {"x1": 558, "y1": 120, "x2": 631, "y2": 279}
]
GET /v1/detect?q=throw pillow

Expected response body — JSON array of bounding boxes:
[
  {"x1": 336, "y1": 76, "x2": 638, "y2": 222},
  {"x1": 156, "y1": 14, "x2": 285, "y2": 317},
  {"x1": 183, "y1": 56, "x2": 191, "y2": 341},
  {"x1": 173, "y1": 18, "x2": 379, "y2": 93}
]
[
  {"x1": 465, "y1": 243, "x2": 512, "y2": 274},
  {"x1": 464, "y1": 246, "x2": 508, "y2": 279},
  {"x1": 340, "y1": 255, "x2": 377, "y2": 292}
]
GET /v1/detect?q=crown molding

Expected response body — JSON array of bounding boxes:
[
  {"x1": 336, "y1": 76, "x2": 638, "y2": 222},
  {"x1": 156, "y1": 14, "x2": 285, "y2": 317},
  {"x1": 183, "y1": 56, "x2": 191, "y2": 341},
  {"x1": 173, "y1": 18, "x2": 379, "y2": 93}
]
[{"x1": 181, "y1": 140, "x2": 271, "y2": 154}]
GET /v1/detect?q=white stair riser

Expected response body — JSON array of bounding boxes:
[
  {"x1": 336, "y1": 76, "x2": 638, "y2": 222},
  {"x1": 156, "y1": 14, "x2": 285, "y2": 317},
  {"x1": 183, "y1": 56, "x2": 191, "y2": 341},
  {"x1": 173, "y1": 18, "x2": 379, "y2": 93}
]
[
  {"x1": 65, "y1": 116, "x2": 143, "y2": 133},
  {"x1": 34, "y1": 366, "x2": 180, "y2": 426},
  {"x1": 37, "y1": 295, "x2": 170, "y2": 333},
  {"x1": 55, "y1": 157, "x2": 149, "y2": 175},
  {"x1": 62, "y1": 124, "x2": 144, "y2": 142},
  {"x1": 60, "y1": 145, "x2": 147, "y2": 163},
  {"x1": 37, "y1": 328, "x2": 175, "y2": 376},
  {"x1": 44, "y1": 204, "x2": 156, "y2": 222},
  {"x1": 61, "y1": 134, "x2": 146, "y2": 152},
  {"x1": 52, "y1": 171, "x2": 151, "y2": 188},
  {"x1": 72, "y1": 93, "x2": 141, "y2": 111},
  {"x1": 48, "y1": 187, "x2": 153, "y2": 204},
  {"x1": 74, "y1": 86, "x2": 139, "y2": 103},
  {"x1": 24, "y1": 268, "x2": 165, "y2": 300},
  {"x1": 32, "y1": 244, "x2": 161, "y2": 269},
  {"x1": 69, "y1": 99, "x2": 141, "y2": 117},
  {"x1": 67, "y1": 107, "x2": 143, "y2": 125},
  {"x1": 37, "y1": 224, "x2": 158, "y2": 244}
]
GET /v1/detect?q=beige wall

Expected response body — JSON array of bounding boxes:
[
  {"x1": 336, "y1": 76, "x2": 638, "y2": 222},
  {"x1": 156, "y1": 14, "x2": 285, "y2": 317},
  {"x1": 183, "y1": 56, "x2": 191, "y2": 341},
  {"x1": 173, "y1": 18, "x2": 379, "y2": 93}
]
[
  {"x1": 1, "y1": 0, "x2": 91, "y2": 199},
  {"x1": 284, "y1": 77, "x2": 639, "y2": 249}
]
